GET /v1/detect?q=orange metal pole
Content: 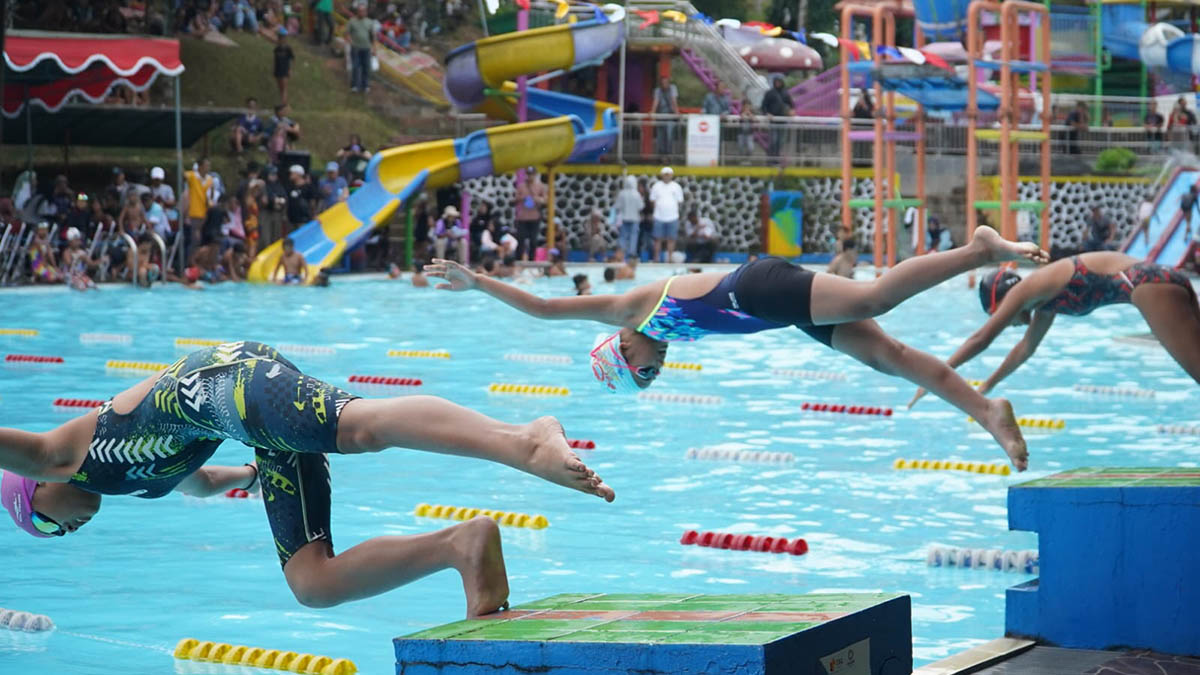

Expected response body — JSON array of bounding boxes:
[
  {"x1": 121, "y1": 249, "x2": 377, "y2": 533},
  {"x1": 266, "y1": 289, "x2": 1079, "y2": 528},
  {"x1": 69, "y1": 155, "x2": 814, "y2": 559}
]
[
  {"x1": 999, "y1": 7, "x2": 1013, "y2": 242},
  {"x1": 884, "y1": 8, "x2": 898, "y2": 268}
]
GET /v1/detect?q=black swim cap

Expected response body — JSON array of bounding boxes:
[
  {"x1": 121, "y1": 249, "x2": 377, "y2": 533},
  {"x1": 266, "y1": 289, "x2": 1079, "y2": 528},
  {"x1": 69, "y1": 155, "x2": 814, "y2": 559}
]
[{"x1": 979, "y1": 269, "x2": 1021, "y2": 314}]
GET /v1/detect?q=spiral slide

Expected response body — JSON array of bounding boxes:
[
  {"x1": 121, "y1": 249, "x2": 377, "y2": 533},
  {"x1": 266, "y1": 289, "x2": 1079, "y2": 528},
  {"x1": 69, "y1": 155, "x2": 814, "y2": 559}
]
[{"x1": 247, "y1": 7, "x2": 625, "y2": 284}]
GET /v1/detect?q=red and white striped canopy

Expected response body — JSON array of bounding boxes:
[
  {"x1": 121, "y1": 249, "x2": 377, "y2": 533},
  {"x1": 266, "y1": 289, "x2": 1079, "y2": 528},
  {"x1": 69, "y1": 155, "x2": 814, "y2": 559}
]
[{"x1": 3, "y1": 30, "x2": 184, "y2": 118}]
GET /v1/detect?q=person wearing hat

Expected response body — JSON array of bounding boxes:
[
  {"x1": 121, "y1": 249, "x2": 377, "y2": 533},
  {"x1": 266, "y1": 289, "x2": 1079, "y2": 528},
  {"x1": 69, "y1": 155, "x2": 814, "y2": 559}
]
[
  {"x1": 148, "y1": 167, "x2": 175, "y2": 210},
  {"x1": 428, "y1": 226, "x2": 1047, "y2": 471},
  {"x1": 434, "y1": 204, "x2": 467, "y2": 264},
  {"x1": 285, "y1": 164, "x2": 317, "y2": 232},
  {"x1": 258, "y1": 165, "x2": 289, "y2": 249},
  {"x1": 909, "y1": 249, "x2": 1200, "y2": 412},
  {"x1": 61, "y1": 226, "x2": 98, "y2": 291},
  {"x1": 182, "y1": 158, "x2": 216, "y2": 258},
  {"x1": 0, "y1": 341, "x2": 611, "y2": 617},
  {"x1": 318, "y1": 161, "x2": 349, "y2": 210},
  {"x1": 648, "y1": 166, "x2": 684, "y2": 263}
]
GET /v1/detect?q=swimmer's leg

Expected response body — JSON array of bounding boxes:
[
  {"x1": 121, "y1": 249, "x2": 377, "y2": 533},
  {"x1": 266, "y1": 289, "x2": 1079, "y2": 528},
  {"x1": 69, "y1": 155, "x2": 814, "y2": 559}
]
[
  {"x1": 829, "y1": 319, "x2": 1028, "y2": 470},
  {"x1": 283, "y1": 518, "x2": 508, "y2": 616},
  {"x1": 336, "y1": 397, "x2": 615, "y2": 501},
  {"x1": 809, "y1": 226, "x2": 1048, "y2": 325},
  {"x1": 1132, "y1": 284, "x2": 1200, "y2": 383}
]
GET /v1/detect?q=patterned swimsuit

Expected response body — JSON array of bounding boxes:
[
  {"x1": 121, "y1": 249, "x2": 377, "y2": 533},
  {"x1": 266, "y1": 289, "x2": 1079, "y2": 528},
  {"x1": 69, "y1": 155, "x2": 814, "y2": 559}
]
[
  {"x1": 1040, "y1": 256, "x2": 1197, "y2": 316},
  {"x1": 73, "y1": 341, "x2": 359, "y2": 565}
]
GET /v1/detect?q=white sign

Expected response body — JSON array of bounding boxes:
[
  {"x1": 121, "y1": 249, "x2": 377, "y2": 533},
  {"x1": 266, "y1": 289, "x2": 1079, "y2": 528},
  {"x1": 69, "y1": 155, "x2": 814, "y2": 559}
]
[
  {"x1": 686, "y1": 114, "x2": 721, "y2": 167},
  {"x1": 820, "y1": 638, "x2": 870, "y2": 675}
]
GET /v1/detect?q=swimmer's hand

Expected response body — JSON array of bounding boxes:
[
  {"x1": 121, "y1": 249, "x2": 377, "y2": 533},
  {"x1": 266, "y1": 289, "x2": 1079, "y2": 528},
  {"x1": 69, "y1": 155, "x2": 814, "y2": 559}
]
[
  {"x1": 907, "y1": 387, "x2": 927, "y2": 409},
  {"x1": 425, "y1": 259, "x2": 477, "y2": 291}
]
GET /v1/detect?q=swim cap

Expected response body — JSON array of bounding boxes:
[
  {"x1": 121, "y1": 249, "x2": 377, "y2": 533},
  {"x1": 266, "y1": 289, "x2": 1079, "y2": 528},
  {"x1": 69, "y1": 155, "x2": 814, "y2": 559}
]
[
  {"x1": 589, "y1": 332, "x2": 642, "y2": 394},
  {"x1": 979, "y1": 269, "x2": 1021, "y2": 314},
  {"x1": 1, "y1": 472, "x2": 52, "y2": 538}
]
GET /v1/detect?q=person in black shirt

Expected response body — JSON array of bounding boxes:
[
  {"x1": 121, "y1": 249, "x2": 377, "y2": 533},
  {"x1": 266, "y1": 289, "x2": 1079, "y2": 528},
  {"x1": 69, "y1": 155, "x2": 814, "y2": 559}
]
[
  {"x1": 1145, "y1": 109, "x2": 1165, "y2": 152},
  {"x1": 1181, "y1": 185, "x2": 1198, "y2": 237},
  {"x1": 259, "y1": 165, "x2": 289, "y2": 249},
  {"x1": 285, "y1": 165, "x2": 317, "y2": 233},
  {"x1": 1083, "y1": 206, "x2": 1115, "y2": 251},
  {"x1": 273, "y1": 29, "x2": 295, "y2": 106},
  {"x1": 760, "y1": 75, "x2": 793, "y2": 158}
]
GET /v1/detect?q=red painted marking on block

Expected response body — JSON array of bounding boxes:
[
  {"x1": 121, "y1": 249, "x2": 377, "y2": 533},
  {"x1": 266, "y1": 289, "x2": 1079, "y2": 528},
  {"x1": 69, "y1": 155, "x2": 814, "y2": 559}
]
[
  {"x1": 727, "y1": 611, "x2": 846, "y2": 623},
  {"x1": 625, "y1": 611, "x2": 743, "y2": 622}
]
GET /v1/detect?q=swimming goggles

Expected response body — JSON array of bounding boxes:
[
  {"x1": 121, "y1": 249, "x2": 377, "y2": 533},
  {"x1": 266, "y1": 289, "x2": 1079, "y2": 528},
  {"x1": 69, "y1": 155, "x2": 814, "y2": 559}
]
[
  {"x1": 31, "y1": 511, "x2": 65, "y2": 537},
  {"x1": 590, "y1": 332, "x2": 660, "y2": 383}
]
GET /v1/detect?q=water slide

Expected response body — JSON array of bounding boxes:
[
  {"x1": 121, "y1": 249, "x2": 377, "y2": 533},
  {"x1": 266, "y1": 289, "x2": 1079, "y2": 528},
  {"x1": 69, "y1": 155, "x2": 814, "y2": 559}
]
[
  {"x1": 247, "y1": 6, "x2": 624, "y2": 284},
  {"x1": 1102, "y1": 4, "x2": 1200, "y2": 75},
  {"x1": 1124, "y1": 167, "x2": 1200, "y2": 267}
]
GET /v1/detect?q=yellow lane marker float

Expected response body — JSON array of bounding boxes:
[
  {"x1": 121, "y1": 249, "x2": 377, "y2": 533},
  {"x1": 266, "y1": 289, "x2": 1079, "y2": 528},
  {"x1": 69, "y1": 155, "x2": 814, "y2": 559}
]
[
  {"x1": 414, "y1": 503, "x2": 549, "y2": 529},
  {"x1": 662, "y1": 361, "x2": 702, "y2": 371},
  {"x1": 105, "y1": 360, "x2": 169, "y2": 372},
  {"x1": 175, "y1": 338, "x2": 225, "y2": 347},
  {"x1": 488, "y1": 383, "x2": 570, "y2": 396},
  {"x1": 0, "y1": 329, "x2": 37, "y2": 336},
  {"x1": 893, "y1": 458, "x2": 1011, "y2": 475},
  {"x1": 968, "y1": 416, "x2": 1064, "y2": 430},
  {"x1": 173, "y1": 638, "x2": 357, "y2": 674},
  {"x1": 387, "y1": 349, "x2": 450, "y2": 358}
]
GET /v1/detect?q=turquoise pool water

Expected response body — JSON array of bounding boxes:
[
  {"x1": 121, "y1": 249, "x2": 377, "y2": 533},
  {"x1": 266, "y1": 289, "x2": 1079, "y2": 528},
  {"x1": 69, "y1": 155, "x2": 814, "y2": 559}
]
[{"x1": 0, "y1": 266, "x2": 1197, "y2": 674}]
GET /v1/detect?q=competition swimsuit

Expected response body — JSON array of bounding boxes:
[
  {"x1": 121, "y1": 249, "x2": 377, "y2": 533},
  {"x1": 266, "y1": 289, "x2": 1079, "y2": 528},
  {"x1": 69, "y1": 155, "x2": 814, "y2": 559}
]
[
  {"x1": 73, "y1": 341, "x2": 358, "y2": 565},
  {"x1": 1040, "y1": 256, "x2": 1197, "y2": 316},
  {"x1": 637, "y1": 257, "x2": 836, "y2": 346}
]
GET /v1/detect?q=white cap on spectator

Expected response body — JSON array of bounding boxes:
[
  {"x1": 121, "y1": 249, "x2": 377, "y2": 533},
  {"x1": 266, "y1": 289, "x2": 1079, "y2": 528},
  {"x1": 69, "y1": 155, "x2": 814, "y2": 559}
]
[
  {"x1": 289, "y1": 165, "x2": 305, "y2": 175},
  {"x1": 659, "y1": 166, "x2": 674, "y2": 175},
  {"x1": 326, "y1": 161, "x2": 339, "y2": 173},
  {"x1": 66, "y1": 227, "x2": 81, "y2": 241},
  {"x1": 150, "y1": 167, "x2": 165, "y2": 180}
]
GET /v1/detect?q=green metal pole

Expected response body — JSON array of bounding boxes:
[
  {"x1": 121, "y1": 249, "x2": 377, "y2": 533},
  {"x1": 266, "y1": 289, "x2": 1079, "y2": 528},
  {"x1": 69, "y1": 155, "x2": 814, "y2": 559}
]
[
  {"x1": 1093, "y1": 0, "x2": 1102, "y2": 124},
  {"x1": 404, "y1": 202, "x2": 413, "y2": 269}
]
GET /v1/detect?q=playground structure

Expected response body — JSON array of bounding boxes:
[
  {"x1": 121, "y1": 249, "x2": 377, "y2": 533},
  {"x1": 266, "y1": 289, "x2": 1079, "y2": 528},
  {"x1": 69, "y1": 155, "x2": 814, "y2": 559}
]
[{"x1": 966, "y1": 0, "x2": 1051, "y2": 253}]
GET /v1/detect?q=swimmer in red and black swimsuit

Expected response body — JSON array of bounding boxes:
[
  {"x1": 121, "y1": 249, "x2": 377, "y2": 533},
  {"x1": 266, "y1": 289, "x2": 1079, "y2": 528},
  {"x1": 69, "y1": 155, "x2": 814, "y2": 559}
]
[{"x1": 909, "y1": 251, "x2": 1200, "y2": 408}]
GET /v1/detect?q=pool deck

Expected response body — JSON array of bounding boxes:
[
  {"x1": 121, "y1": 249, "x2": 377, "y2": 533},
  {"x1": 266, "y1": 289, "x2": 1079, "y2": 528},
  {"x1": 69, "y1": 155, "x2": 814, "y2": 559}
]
[
  {"x1": 917, "y1": 639, "x2": 1200, "y2": 675},
  {"x1": 394, "y1": 592, "x2": 911, "y2": 674}
]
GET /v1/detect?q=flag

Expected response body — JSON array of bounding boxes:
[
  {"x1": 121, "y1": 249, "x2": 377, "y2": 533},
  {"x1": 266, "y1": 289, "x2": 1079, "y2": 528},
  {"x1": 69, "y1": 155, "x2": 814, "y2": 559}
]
[
  {"x1": 897, "y1": 47, "x2": 926, "y2": 65},
  {"x1": 837, "y1": 37, "x2": 862, "y2": 60},
  {"x1": 662, "y1": 10, "x2": 688, "y2": 23},
  {"x1": 876, "y1": 45, "x2": 905, "y2": 61},
  {"x1": 791, "y1": 28, "x2": 807, "y2": 44},
  {"x1": 554, "y1": 0, "x2": 569, "y2": 20},
  {"x1": 811, "y1": 32, "x2": 839, "y2": 48}
]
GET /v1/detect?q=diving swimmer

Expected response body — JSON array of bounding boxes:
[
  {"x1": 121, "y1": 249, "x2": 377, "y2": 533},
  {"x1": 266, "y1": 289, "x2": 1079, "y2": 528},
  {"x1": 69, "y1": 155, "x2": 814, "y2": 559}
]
[
  {"x1": 0, "y1": 342, "x2": 612, "y2": 616},
  {"x1": 426, "y1": 226, "x2": 1049, "y2": 470}
]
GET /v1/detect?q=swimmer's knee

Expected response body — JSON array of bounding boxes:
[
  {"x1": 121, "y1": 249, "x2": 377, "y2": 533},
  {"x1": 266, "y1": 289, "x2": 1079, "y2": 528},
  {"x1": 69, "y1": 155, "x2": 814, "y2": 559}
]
[
  {"x1": 857, "y1": 284, "x2": 899, "y2": 318},
  {"x1": 284, "y1": 553, "x2": 345, "y2": 608}
]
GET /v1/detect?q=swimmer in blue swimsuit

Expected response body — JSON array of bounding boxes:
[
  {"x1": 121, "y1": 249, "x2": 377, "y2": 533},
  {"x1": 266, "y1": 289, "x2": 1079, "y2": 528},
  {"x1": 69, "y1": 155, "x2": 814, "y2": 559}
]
[
  {"x1": 909, "y1": 251, "x2": 1200, "y2": 408},
  {"x1": 0, "y1": 342, "x2": 612, "y2": 617},
  {"x1": 426, "y1": 226, "x2": 1048, "y2": 470}
]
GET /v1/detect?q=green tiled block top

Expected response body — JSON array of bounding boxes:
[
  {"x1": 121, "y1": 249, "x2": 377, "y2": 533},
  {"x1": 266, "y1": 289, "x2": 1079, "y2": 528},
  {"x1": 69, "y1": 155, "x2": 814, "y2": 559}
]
[
  {"x1": 399, "y1": 592, "x2": 901, "y2": 645},
  {"x1": 1015, "y1": 467, "x2": 1200, "y2": 489}
]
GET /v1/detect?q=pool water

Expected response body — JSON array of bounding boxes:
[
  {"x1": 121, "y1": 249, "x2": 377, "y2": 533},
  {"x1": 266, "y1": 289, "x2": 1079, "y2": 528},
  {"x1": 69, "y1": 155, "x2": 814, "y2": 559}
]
[{"x1": 1, "y1": 266, "x2": 1197, "y2": 674}]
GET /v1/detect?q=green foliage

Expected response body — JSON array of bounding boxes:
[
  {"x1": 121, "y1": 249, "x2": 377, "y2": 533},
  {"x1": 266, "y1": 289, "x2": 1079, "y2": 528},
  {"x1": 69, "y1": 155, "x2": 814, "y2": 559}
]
[
  {"x1": 1094, "y1": 147, "x2": 1138, "y2": 174},
  {"x1": 693, "y1": 0, "x2": 764, "y2": 21}
]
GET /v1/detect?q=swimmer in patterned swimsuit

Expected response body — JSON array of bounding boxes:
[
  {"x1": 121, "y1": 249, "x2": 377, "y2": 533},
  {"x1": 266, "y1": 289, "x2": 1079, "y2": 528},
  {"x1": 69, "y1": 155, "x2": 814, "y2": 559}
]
[
  {"x1": 427, "y1": 226, "x2": 1048, "y2": 470},
  {"x1": 0, "y1": 342, "x2": 612, "y2": 616},
  {"x1": 909, "y1": 251, "x2": 1200, "y2": 407}
]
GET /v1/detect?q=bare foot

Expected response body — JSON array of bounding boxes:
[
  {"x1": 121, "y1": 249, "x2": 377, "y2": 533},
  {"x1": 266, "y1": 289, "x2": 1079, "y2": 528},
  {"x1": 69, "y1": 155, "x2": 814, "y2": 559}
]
[
  {"x1": 972, "y1": 225, "x2": 1049, "y2": 265},
  {"x1": 978, "y1": 398, "x2": 1028, "y2": 471},
  {"x1": 451, "y1": 517, "x2": 510, "y2": 618},
  {"x1": 524, "y1": 417, "x2": 616, "y2": 502}
]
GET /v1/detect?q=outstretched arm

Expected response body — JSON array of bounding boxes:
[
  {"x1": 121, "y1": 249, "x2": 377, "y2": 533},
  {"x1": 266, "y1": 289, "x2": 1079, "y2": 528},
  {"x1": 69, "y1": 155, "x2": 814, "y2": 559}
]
[
  {"x1": 175, "y1": 464, "x2": 258, "y2": 497},
  {"x1": 425, "y1": 258, "x2": 630, "y2": 326},
  {"x1": 978, "y1": 310, "x2": 1056, "y2": 394},
  {"x1": 0, "y1": 413, "x2": 95, "y2": 482}
]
